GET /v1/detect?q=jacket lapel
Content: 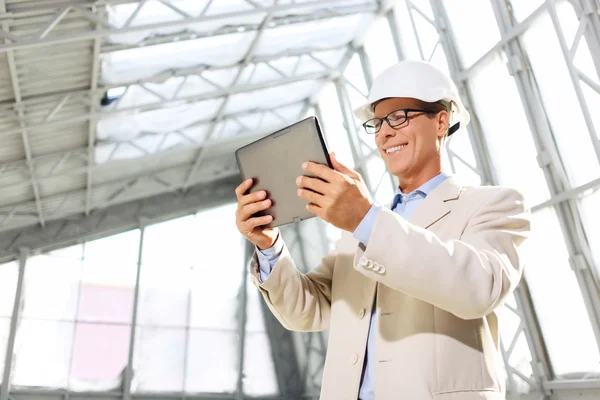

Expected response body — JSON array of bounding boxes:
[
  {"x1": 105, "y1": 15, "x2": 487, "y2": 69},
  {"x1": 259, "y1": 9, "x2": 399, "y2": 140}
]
[{"x1": 407, "y1": 176, "x2": 463, "y2": 229}]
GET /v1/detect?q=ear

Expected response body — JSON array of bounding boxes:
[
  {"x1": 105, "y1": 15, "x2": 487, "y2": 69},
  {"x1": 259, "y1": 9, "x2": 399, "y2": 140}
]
[{"x1": 437, "y1": 110, "x2": 450, "y2": 140}]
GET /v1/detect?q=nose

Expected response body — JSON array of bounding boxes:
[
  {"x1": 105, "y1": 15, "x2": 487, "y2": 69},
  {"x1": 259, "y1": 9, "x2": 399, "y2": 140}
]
[{"x1": 378, "y1": 120, "x2": 397, "y2": 138}]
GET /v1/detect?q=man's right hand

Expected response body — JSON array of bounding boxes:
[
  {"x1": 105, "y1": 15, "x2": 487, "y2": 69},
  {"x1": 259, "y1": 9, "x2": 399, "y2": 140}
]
[{"x1": 235, "y1": 178, "x2": 280, "y2": 250}]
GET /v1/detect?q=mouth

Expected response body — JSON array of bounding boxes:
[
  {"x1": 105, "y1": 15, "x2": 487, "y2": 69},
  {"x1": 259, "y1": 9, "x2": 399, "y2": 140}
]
[{"x1": 384, "y1": 144, "x2": 408, "y2": 154}]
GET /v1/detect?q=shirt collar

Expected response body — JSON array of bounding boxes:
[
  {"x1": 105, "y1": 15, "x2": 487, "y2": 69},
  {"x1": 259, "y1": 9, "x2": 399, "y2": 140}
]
[{"x1": 393, "y1": 172, "x2": 450, "y2": 203}]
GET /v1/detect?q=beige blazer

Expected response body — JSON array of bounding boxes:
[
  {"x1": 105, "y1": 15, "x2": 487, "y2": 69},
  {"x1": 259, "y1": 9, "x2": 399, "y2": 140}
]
[{"x1": 250, "y1": 176, "x2": 531, "y2": 400}]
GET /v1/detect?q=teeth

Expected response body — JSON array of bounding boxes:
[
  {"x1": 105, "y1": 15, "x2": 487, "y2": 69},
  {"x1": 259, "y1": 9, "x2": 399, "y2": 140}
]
[{"x1": 386, "y1": 144, "x2": 407, "y2": 154}]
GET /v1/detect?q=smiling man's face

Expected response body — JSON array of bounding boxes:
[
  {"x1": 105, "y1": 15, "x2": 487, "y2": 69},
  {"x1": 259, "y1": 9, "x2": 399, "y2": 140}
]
[{"x1": 373, "y1": 97, "x2": 449, "y2": 192}]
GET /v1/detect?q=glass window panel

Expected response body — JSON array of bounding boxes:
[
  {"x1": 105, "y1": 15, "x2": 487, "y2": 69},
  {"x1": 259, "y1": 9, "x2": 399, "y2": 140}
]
[
  {"x1": 411, "y1": 9, "x2": 440, "y2": 63},
  {"x1": 132, "y1": 327, "x2": 185, "y2": 392},
  {"x1": 581, "y1": 77, "x2": 600, "y2": 143},
  {"x1": 452, "y1": 156, "x2": 482, "y2": 186},
  {"x1": 428, "y1": 42, "x2": 451, "y2": 76},
  {"x1": 507, "y1": 332, "x2": 534, "y2": 393},
  {"x1": 393, "y1": 0, "x2": 423, "y2": 61},
  {"x1": 185, "y1": 330, "x2": 237, "y2": 393},
  {"x1": 70, "y1": 323, "x2": 131, "y2": 386},
  {"x1": 21, "y1": 254, "x2": 80, "y2": 321},
  {"x1": 468, "y1": 54, "x2": 551, "y2": 205},
  {"x1": 580, "y1": 189, "x2": 600, "y2": 277},
  {"x1": 522, "y1": 4, "x2": 600, "y2": 186},
  {"x1": 77, "y1": 284, "x2": 134, "y2": 324},
  {"x1": 82, "y1": 230, "x2": 139, "y2": 287},
  {"x1": 190, "y1": 204, "x2": 243, "y2": 329},
  {"x1": 246, "y1": 274, "x2": 266, "y2": 334},
  {"x1": 85, "y1": 230, "x2": 140, "y2": 265},
  {"x1": 499, "y1": 305, "x2": 522, "y2": 350},
  {"x1": 243, "y1": 332, "x2": 278, "y2": 396},
  {"x1": 523, "y1": 207, "x2": 600, "y2": 375},
  {"x1": 407, "y1": 0, "x2": 434, "y2": 19},
  {"x1": 137, "y1": 265, "x2": 189, "y2": 327},
  {"x1": 510, "y1": 0, "x2": 544, "y2": 23},
  {"x1": 317, "y1": 82, "x2": 355, "y2": 169},
  {"x1": 143, "y1": 216, "x2": 197, "y2": 266},
  {"x1": 0, "y1": 317, "x2": 9, "y2": 381},
  {"x1": 364, "y1": 16, "x2": 398, "y2": 78},
  {"x1": 365, "y1": 156, "x2": 395, "y2": 205},
  {"x1": 343, "y1": 54, "x2": 368, "y2": 98},
  {"x1": 12, "y1": 320, "x2": 73, "y2": 388},
  {"x1": 0, "y1": 261, "x2": 18, "y2": 317},
  {"x1": 447, "y1": 127, "x2": 477, "y2": 168},
  {"x1": 442, "y1": 0, "x2": 501, "y2": 67},
  {"x1": 345, "y1": 82, "x2": 369, "y2": 116}
]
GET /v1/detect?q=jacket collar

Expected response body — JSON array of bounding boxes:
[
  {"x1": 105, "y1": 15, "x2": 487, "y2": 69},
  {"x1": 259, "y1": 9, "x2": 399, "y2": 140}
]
[{"x1": 407, "y1": 175, "x2": 464, "y2": 229}]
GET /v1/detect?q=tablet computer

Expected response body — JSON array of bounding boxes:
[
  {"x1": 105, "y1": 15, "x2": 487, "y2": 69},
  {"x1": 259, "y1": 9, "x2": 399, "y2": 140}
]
[{"x1": 235, "y1": 116, "x2": 332, "y2": 228}]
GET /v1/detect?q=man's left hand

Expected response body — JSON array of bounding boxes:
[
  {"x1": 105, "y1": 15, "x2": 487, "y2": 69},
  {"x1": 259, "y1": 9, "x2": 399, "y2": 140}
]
[{"x1": 296, "y1": 153, "x2": 374, "y2": 232}]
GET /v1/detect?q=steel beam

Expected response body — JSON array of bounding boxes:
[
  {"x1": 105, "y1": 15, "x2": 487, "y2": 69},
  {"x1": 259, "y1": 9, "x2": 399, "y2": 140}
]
[
  {"x1": 0, "y1": 248, "x2": 27, "y2": 400},
  {"x1": 86, "y1": 5, "x2": 102, "y2": 216},
  {"x1": 0, "y1": 100, "x2": 308, "y2": 181},
  {"x1": 99, "y1": 8, "x2": 376, "y2": 54},
  {"x1": 1, "y1": 1, "x2": 46, "y2": 228},
  {"x1": 0, "y1": 0, "x2": 375, "y2": 52},
  {"x1": 0, "y1": 70, "x2": 332, "y2": 139}
]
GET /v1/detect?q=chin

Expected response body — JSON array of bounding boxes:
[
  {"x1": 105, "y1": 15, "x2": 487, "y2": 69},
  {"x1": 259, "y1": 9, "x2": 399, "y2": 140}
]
[{"x1": 384, "y1": 160, "x2": 408, "y2": 176}]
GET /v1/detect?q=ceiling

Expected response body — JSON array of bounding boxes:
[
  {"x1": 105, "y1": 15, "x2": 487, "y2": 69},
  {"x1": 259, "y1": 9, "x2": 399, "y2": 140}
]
[{"x1": 0, "y1": 0, "x2": 389, "y2": 241}]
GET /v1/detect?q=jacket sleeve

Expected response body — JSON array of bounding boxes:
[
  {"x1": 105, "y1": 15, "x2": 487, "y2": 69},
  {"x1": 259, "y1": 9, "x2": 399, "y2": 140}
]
[
  {"x1": 355, "y1": 187, "x2": 531, "y2": 320},
  {"x1": 250, "y1": 240, "x2": 335, "y2": 332}
]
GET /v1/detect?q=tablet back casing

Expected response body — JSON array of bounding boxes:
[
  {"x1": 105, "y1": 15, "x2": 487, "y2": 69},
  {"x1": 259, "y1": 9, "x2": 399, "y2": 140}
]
[{"x1": 235, "y1": 116, "x2": 332, "y2": 228}]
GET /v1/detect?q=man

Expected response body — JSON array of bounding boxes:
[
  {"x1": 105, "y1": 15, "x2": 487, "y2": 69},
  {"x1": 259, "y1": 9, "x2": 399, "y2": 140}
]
[{"x1": 235, "y1": 60, "x2": 530, "y2": 400}]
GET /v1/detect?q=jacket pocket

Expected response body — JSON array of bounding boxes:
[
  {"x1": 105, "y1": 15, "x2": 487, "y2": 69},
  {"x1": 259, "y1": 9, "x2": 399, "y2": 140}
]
[{"x1": 433, "y1": 309, "x2": 499, "y2": 394}]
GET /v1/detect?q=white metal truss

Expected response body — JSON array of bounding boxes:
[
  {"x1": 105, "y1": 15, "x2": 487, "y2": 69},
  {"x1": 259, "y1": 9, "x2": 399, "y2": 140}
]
[{"x1": 0, "y1": 0, "x2": 378, "y2": 52}]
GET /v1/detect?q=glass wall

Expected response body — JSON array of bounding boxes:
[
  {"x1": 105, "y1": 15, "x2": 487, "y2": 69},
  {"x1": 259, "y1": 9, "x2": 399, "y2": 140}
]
[{"x1": 1, "y1": 204, "x2": 278, "y2": 396}]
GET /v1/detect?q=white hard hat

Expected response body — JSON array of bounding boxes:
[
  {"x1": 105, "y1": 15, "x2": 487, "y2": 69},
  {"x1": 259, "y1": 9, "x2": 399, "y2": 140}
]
[{"x1": 353, "y1": 60, "x2": 470, "y2": 136}]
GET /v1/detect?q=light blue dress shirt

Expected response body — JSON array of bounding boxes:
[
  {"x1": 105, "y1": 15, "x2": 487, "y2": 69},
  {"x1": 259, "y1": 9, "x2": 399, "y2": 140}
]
[{"x1": 256, "y1": 173, "x2": 450, "y2": 399}]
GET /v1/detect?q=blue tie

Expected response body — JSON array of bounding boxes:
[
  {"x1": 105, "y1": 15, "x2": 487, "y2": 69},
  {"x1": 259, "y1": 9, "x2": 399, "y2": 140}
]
[{"x1": 391, "y1": 193, "x2": 403, "y2": 211}]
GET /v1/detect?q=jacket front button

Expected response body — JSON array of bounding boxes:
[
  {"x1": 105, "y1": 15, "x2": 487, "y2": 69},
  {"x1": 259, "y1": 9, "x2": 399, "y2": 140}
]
[
  {"x1": 359, "y1": 256, "x2": 369, "y2": 267},
  {"x1": 359, "y1": 308, "x2": 366, "y2": 319},
  {"x1": 351, "y1": 353, "x2": 358, "y2": 365}
]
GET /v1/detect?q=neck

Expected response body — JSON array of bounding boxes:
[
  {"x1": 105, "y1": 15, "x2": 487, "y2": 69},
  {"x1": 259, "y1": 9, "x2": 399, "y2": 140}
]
[{"x1": 397, "y1": 167, "x2": 443, "y2": 194}]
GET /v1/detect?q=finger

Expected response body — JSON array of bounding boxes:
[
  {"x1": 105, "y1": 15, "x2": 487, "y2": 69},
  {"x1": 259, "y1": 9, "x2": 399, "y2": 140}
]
[
  {"x1": 243, "y1": 215, "x2": 274, "y2": 231},
  {"x1": 330, "y1": 153, "x2": 360, "y2": 179},
  {"x1": 297, "y1": 187, "x2": 326, "y2": 206},
  {"x1": 239, "y1": 189, "x2": 267, "y2": 207},
  {"x1": 296, "y1": 175, "x2": 330, "y2": 195},
  {"x1": 302, "y1": 161, "x2": 340, "y2": 183},
  {"x1": 239, "y1": 199, "x2": 272, "y2": 221},
  {"x1": 235, "y1": 178, "x2": 254, "y2": 199}
]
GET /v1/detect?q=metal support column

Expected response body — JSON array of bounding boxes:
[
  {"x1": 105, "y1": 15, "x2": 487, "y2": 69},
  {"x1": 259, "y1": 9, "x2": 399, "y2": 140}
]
[
  {"x1": 386, "y1": 8, "x2": 406, "y2": 61},
  {"x1": 429, "y1": 0, "x2": 555, "y2": 397},
  {"x1": 123, "y1": 225, "x2": 145, "y2": 400},
  {"x1": 235, "y1": 240, "x2": 251, "y2": 400},
  {"x1": 428, "y1": 0, "x2": 497, "y2": 186},
  {"x1": 498, "y1": 0, "x2": 600, "y2": 356},
  {"x1": 1, "y1": 248, "x2": 28, "y2": 400},
  {"x1": 334, "y1": 77, "x2": 373, "y2": 191}
]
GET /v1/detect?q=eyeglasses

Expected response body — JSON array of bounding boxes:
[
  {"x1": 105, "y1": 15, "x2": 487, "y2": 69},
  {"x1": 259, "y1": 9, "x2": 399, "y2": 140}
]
[{"x1": 362, "y1": 108, "x2": 438, "y2": 134}]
